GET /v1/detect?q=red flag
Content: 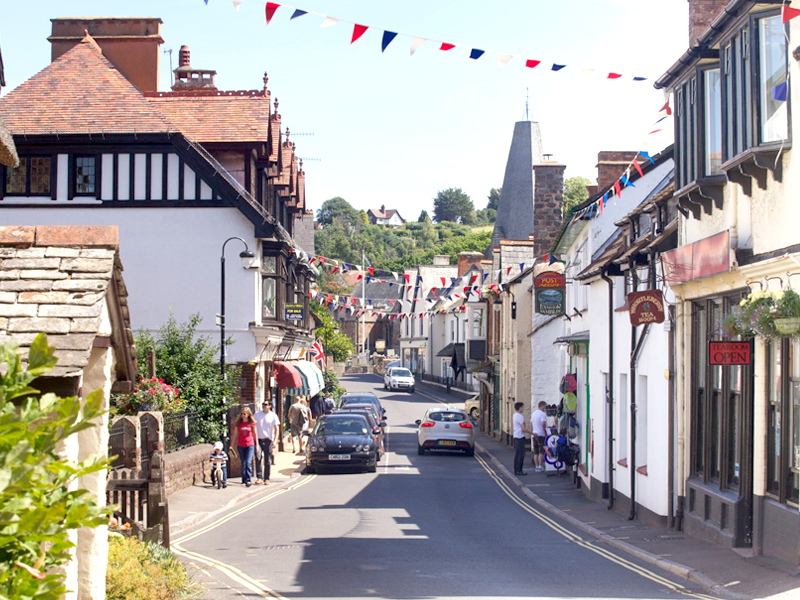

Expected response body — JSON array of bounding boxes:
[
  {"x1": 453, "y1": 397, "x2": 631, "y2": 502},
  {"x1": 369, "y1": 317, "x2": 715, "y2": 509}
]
[
  {"x1": 431, "y1": 287, "x2": 437, "y2": 295},
  {"x1": 404, "y1": 273, "x2": 410, "y2": 284},
  {"x1": 659, "y1": 100, "x2": 672, "y2": 116},
  {"x1": 783, "y1": 5, "x2": 800, "y2": 22},
  {"x1": 440, "y1": 43, "x2": 456, "y2": 51},
  {"x1": 506, "y1": 266, "x2": 512, "y2": 275},
  {"x1": 356, "y1": 274, "x2": 363, "y2": 281},
  {"x1": 332, "y1": 266, "x2": 339, "y2": 274},
  {"x1": 351, "y1": 24, "x2": 368, "y2": 44},
  {"x1": 440, "y1": 277, "x2": 446, "y2": 286},
  {"x1": 368, "y1": 267, "x2": 374, "y2": 276},
  {"x1": 525, "y1": 59, "x2": 541, "y2": 69},
  {"x1": 470, "y1": 274, "x2": 477, "y2": 285},
  {"x1": 613, "y1": 180, "x2": 621, "y2": 197},
  {"x1": 265, "y1": 2, "x2": 280, "y2": 24},
  {"x1": 309, "y1": 256, "x2": 316, "y2": 265},
  {"x1": 599, "y1": 198, "x2": 604, "y2": 215},
  {"x1": 607, "y1": 72, "x2": 622, "y2": 79},
  {"x1": 319, "y1": 256, "x2": 325, "y2": 266},
  {"x1": 633, "y1": 159, "x2": 644, "y2": 177}
]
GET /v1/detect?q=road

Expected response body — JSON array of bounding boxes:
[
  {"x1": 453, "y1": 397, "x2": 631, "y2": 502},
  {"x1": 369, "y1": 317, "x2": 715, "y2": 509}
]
[{"x1": 174, "y1": 373, "x2": 723, "y2": 600}]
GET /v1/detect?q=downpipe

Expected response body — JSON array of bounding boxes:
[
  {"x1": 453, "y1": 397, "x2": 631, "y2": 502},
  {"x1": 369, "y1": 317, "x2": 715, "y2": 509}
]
[
  {"x1": 628, "y1": 322, "x2": 650, "y2": 521},
  {"x1": 601, "y1": 271, "x2": 615, "y2": 510}
]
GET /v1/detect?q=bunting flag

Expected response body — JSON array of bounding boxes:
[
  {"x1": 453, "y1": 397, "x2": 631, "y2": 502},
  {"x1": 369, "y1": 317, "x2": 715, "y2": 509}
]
[
  {"x1": 783, "y1": 4, "x2": 800, "y2": 23},
  {"x1": 526, "y1": 59, "x2": 541, "y2": 69},
  {"x1": 440, "y1": 43, "x2": 456, "y2": 51},
  {"x1": 321, "y1": 16, "x2": 338, "y2": 28},
  {"x1": 551, "y1": 64, "x2": 566, "y2": 71},
  {"x1": 291, "y1": 9, "x2": 307, "y2": 19},
  {"x1": 265, "y1": 2, "x2": 280, "y2": 24},
  {"x1": 410, "y1": 37, "x2": 426, "y2": 56},
  {"x1": 351, "y1": 24, "x2": 368, "y2": 44},
  {"x1": 620, "y1": 174, "x2": 635, "y2": 188},
  {"x1": 633, "y1": 159, "x2": 644, "y2": 177},
  {"x1": 404, "y1": 273, "x2": 410, "y2": 284},
  {"x1": 469, "y1": 49, "x2": 485, "y2": 60}
]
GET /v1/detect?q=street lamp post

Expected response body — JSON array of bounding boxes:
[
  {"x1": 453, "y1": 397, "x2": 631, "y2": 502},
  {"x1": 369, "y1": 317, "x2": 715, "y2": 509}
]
[{"x1": 219, "y1": 237, "x2": 258, "y2": 449}]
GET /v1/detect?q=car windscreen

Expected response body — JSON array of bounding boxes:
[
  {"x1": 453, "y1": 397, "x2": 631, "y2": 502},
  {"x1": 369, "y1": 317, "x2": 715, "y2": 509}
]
[
  {"x1": 392, "y1": 369, "x2": 412, "y2": 377},
  {"x1": 428, "y1": 411, "x2": 466, "y2": 422},
  {"x1": 341, "y1": 396, "x2": 379, "y2": 406},
  {"x1": 316, "y1": 417, "x2": 369, "y2": 436},
  {"x1": 343, "y1": 404, "x2": 379, "y2": 419}
]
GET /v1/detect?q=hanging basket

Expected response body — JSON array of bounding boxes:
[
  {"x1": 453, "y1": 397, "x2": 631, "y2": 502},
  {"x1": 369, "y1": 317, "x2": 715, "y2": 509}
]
[{"x1": 773, "y1": 317, "x2": 800, "y2": 335}]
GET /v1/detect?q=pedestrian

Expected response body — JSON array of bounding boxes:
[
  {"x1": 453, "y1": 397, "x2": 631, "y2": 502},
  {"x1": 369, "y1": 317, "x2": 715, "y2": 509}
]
[
  {"x1": 287, "y1": 396, "x2": 310, "y2": 453},
  {"x1": 512, "y1": 402, "x2": 529, "y2": 476},
  {"x1": 231, "y1": 406, "x2": 257, "y2": 486},
  {"x1": 530, "y1": 400, "x2": 549, "y2": 472},
  {"x1": 323, "y1": 390, "x2": 335, "y2": 415},
  {"x1": 209, "y1": 441, "x2": 228, "y2": 488},
  {"x1": 310, "y1": 393, "x2": 325, "y2": 420},
  {"x1": 254, "y1": 400, "x2": 281, "y2": 485}
]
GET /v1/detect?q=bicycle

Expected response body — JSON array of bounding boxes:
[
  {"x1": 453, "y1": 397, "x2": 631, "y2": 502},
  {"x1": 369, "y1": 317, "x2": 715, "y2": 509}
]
[{"x1": 211, "y1": 456, "x2": 227, "y2": 489}]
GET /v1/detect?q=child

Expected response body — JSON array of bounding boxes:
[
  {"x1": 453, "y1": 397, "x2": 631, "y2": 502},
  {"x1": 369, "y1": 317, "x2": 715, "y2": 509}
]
[{"x1": 210, "y1": 441, "x2": 228, "y2": 488}]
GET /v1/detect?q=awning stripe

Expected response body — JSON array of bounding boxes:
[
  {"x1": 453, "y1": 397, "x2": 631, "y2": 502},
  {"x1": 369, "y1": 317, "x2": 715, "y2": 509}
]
[{"x1": 279, "y1": 360, "x2": 324, "y2": 396}]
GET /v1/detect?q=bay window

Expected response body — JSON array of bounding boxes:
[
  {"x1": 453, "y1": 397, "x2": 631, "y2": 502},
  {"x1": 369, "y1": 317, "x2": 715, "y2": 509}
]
[
  {"x1": 261, "y1": 255, "x2": 278, "y2": 320},
  {"x1": 758, "y1": 15, "x2": 788, "y2": 144}
]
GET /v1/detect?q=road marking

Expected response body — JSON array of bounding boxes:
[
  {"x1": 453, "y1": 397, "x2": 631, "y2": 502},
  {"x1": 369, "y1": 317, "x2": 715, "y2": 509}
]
[
  {"x1": 172, "y1": 475, "x2": 317, "y2": 600},
  {"x1": 474, "y1": 454, "x2": 719, "y2": 600}
]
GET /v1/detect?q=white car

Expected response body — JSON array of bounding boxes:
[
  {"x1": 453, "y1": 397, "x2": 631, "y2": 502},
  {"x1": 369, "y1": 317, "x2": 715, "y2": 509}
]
[
  {"x1": 384, "y1": 367, "x2": 415, "y2": 393},
  {"x1": 416, "y1": 407, "x2": 475, "y2": 456}
]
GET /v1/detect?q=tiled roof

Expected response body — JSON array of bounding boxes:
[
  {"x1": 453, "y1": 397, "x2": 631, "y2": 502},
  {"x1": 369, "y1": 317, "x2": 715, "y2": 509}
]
[
  {"x1": 0, "y1": 225, "x2": 133, "y2": 378},
  {"x1": 147, "y1": 92, "x2": 271, "y2": 143},
  {"x1": 0, "y1": 35, "x2": 172, "y2": 135}
]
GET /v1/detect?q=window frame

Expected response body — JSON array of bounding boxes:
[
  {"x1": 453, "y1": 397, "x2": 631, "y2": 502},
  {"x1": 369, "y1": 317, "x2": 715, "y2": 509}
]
[
  {"x1": 2, "y1": 155, "x2": 55, "y2": 198},
  {"x1": 766, "y1": 338, "x2": 800, "y2": 507},
  {"x1": 70, "y1": 154, "x2": 100, "y2": 198}
]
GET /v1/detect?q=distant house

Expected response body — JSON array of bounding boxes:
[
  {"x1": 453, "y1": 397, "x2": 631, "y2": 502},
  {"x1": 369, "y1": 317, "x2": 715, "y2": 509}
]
[{"x1": 367, "y1": 205, "x2": 405, "y2": 227}]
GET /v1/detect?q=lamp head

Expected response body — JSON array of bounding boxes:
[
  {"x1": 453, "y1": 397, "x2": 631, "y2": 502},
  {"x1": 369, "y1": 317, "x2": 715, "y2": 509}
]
[{"x1": 240, "y1": 249, "x2": 258, "y2": 270}]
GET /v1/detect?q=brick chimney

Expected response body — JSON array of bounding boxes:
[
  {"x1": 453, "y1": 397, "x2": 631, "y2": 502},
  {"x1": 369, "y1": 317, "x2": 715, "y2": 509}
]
[
  {"x1": 532, "y1": 158, "x2": 566, "y2": 257},
  {"x1": 688, "y1": 0, "x2": 730, "y2": 46},
  {"x1": 597, "y1": 151, "x2": 640, "y2": 193},
  {"x1": 457, "y1": 252, "x2": 484, "y2": 277},
  {"x1": 48, "y1": 18, "x2": 163, "y2": 93},
  {"x1": 172, "y1": 44, "x2": 217, "y2": 91}
]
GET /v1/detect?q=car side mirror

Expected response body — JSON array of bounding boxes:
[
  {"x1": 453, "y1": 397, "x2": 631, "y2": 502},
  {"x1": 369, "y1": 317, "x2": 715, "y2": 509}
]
[{"x1": 415, "y1": 419, "x2": 421, "y2": 425}]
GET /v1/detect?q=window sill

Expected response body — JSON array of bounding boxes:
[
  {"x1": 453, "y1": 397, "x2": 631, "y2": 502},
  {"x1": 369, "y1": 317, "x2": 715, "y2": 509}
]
[
  {"x1": 674, "y1": 176, "x2": 727, "y2": 220},
  {"x1": 722, "y1": 142, "x2": 789, "y2": 194}
]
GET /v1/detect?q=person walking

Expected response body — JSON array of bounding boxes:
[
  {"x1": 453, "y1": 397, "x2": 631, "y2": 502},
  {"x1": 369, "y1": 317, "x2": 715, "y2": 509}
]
[
  {"x1": 254, "y1": 400, "x2": 281, "y2": 484},
  {"x1": 512, "y1": 402, "x2": 529, "y2": 476},
  {"x1": 323, "y1": 390, "x2": 335, "y2": 415},
  {"x1": 530, "y1": 400, "x2": 549, "y2": 472},
  {"x1": 231, "y1": 406, "x2": 257, "y2": 486},
  {"x1": 287, "y1": 397, "x2": 310, "y2": 453},
  {"x1": 310, "y1": 393, "x2": 325, "y2": 420}
]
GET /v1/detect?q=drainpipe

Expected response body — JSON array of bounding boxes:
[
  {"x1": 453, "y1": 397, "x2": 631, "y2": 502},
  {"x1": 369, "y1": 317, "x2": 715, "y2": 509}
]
[
  {"x1": 629, "y1": 322, "x2": 650, "y2": 520},
  {"x1": 601, "y1": 270, "x2": 615, "y2": 509}
]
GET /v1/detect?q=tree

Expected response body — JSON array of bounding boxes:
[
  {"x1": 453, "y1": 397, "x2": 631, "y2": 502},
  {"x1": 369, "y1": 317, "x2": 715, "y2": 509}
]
[
  {"x1": 316, "y1": 197, "x2": 360, "y2": 228},
  {"x1": 487, "y1": 187, "x2": 501, "y2": 210},
  {"x1": 0, "y1": 334, "x2": 112, "y2": 599},
  {"x1": 418, "y1": 210, "x2": 430, "y2": 223},
  {"x1": 310, "y1": 301, "x2": 355, "y2": 361},
  {"x1": 563, "y1": 176, "x2": 592, "y2": 217},
  {"x1": 433, "y1": 188, "x2": 475, "y2": 224}
]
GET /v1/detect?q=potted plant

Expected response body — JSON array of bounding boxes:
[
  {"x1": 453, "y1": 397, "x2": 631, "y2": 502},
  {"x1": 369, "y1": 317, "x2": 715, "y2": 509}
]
[
  {"x1": 723, "y1": 291, "x2": 778, "y2": 339},
  {"x1": 773, "y1": 289, "x2": 800, "y2": 335}
]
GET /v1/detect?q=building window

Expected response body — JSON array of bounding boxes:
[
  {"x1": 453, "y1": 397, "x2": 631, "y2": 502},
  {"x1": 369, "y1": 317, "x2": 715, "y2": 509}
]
[
  {"x1": 758, "y1": 15, "x2": 788, "y2": 143},
  {"x1": 704, "y1": 68, "x2": 722, "y2": 175},
  {"x1": 766, "y1": 338, "x2": 800, "y2": 506},
  {"x1": 472, "y1": 308, "x2": 485, "y2": 338},
  {"x1": 74, "y1": 155, "x2": 97, "y2": 195},
  {"x1": 261, "y1": 255, "x2": 278, "y2": 321},
  {"x1": 4, "y1": 156, "x2": 52, "y2": 196}
]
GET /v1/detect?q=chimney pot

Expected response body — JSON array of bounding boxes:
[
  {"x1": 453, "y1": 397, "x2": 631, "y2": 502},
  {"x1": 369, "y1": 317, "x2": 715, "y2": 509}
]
[{"x1": 179, "y1": 45, "x2": 191, "y2": 67}]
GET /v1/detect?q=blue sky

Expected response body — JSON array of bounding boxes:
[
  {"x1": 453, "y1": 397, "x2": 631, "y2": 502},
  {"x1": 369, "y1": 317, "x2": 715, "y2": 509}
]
[{"x1": 1, "y1": 0, "x2": 687, "y2": 220}]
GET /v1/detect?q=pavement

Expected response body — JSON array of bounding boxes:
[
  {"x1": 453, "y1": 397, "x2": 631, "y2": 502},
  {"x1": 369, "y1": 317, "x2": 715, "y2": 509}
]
[{"x1": 169, "y1": 379, "x2": 800, "y2": 600}]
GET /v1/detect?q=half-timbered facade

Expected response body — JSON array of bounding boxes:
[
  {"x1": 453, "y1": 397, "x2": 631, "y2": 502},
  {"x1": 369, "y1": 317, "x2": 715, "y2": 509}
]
[{"x1": 0, "y1": 18, "x2": 316, "y2": 406}]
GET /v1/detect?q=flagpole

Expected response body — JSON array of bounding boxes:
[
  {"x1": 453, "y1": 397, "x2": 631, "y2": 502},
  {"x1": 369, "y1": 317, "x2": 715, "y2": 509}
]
[{"x1": 362, "y1": 249, "x2": 367, "y2": 359}]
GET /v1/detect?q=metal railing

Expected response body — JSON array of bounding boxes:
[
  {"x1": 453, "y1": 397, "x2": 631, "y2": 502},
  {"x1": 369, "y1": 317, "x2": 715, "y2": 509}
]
[{"x1": 417, "y1": 373, "x2": 478, "y2": 393}]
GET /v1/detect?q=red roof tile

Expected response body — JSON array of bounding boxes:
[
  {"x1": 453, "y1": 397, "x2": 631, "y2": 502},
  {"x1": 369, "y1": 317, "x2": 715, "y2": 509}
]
[{"x1": 0, "y1": 35, "x2": 171, "y2": 135}]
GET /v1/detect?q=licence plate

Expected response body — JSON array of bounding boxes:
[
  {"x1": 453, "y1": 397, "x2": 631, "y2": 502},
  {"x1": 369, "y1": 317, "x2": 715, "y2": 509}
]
[
  {"x1": 328, "y1": 454, "x2": 351, "y2": 460},
  {"x1": 438, "y1": 440, "x2": 457, "y2": 446}
]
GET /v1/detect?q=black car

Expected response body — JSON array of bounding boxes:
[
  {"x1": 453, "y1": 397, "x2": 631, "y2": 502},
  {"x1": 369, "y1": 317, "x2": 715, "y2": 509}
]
[
  {"x1": 305, "y1": 413, "x2": 380, "y2": 474},
  {"x1": 336, "y1": 407, "x2": 386, "y2": 458},
  {"x1": 338, "y1": 392, "x2": 385, "y2": 419}
]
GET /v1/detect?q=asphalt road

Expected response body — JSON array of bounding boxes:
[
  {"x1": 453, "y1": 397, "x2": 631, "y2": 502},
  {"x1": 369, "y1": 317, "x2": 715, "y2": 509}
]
[{"x1": 174, "y1": 373, "x2": 724, "y2": 600}]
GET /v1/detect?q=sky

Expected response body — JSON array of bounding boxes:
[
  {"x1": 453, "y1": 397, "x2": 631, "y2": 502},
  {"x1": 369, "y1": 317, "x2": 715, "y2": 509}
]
[{"x1": 0, "y1": 0, "x2": 687, "y2": 220}]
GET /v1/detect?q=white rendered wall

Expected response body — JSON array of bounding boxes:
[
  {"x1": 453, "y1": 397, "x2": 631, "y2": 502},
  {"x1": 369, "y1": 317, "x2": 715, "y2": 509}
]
[{"x1": 1, "y1": 207, "x2": 259, "y2": 362}]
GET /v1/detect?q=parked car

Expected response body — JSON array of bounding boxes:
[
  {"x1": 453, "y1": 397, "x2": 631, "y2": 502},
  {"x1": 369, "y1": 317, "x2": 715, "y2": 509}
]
[
  {"x1": 336, "y1": 406, "x2": 386, "y2": 457},
  {"x1": 464, "y1": 394, "x2": 480, "y2": 420},
  {"x1": 416, "y1": 407, "x2": 475, "y2": 456},
  {"x1": 339, "y1": 392, "x2": 386, "y2": 419},
  {"x1": 384, "y1": 367, "x2": 415, "y2": 393},
  {"x1": 305, "y1": 413, "x2": 380, "y2": 474}
]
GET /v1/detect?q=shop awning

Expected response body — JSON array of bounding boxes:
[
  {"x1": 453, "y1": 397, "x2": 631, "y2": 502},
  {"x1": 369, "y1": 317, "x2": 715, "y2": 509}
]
[{"x1": 274, "y1": 360, "x2": 325, "y2": 396}]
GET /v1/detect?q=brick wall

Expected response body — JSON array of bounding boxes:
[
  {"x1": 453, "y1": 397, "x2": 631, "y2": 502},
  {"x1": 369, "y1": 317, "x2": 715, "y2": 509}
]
[
  {"x1": 688, "y1": 0, "x2": 729, "y2": 46},
  {"x1": 457, "y1": 252, "x2": 484, "y2": 277},
  {"x1": 237, "y1": 362, "x2": 256, "y2": 404},
  {"x1": 597, "y1": 151, "x2": 639, "y2": 193},
  {"x1": 533, "y1": 162, "x2": 566, "y2": 257},
  {"x1": 758, "y1": 497, "x2": 800, "y2": 564},
  {"x1": 163, "y1": 443, "x2": 213, "y2": 497}
]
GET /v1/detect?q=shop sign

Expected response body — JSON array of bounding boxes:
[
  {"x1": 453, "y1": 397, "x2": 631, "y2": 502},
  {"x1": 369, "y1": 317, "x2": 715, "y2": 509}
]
[
  {"x1": 534, "y1": 271, "x2": 566, "y2": 316},
  {"x1": 661, "y1": 230, "x2": 730, "y2": 285},
  {"x1": 284, "y1": 303, "x2": 304, "y2": 322},
  {"x1": 627, "y1": 290, "x2": 666, "y2": 326},
  {"x1": 708, "y1": 341, "x2": 752, "y2": 366}
]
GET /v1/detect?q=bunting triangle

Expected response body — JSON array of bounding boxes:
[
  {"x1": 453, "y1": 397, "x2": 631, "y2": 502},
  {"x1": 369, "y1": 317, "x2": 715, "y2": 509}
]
[
  {"x1": 382, "y1": 31, "x2": 397, "y2": 52},
  {"x1": 265, "y1": 2, "x2": 280, "y2": 24},
  {"x1": 351, "y1": 24, "x2": 368, "y2": 44}
]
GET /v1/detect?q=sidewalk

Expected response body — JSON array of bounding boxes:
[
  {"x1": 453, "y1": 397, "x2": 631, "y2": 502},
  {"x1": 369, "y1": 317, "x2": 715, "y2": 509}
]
[
  {"x1": 415, "y1": 381, "x2": 800, "y2": 600},
  {"x1": 169, "y1": 441, "x2": 306, "y2": 536}
]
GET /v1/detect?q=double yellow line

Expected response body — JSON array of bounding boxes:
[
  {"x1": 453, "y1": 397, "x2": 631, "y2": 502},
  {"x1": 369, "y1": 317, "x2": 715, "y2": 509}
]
[
  {"x1": 172, "y1": 475, "x2": 316, "y2": 599},
  {"x1": 475, "y1": 454, "x2": 719, "y2": 600}
]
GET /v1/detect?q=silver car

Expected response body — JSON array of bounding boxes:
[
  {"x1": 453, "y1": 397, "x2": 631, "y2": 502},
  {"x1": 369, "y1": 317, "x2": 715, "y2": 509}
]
[
  {"x1": 415, "y1": 407, "x2": 474, "y2": 456},
  {"x1": 384, "y1": 367, "x2": 415, "y2": 392}
]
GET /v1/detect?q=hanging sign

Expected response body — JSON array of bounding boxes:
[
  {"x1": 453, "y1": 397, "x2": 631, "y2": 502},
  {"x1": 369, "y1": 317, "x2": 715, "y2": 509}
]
[
  {"x1": 709, "y1": 341, "x2": 752, "y2": 366},
  {"x1": 627, "y1": 290, "x2": 665, "y2": 326},
  {"x1": 284, "y1": 303, "x2": 305, "y2": 322},
  {"x1": 534, "y1": 271, "x2": 566, "y2": 316}
]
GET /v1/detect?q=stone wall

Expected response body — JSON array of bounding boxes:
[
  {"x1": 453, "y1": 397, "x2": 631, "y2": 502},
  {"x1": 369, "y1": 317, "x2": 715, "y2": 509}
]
[
  {"x1": 163, "y1": 443, "x2": 213, "y2": 497},
  {"x1": 533, "y1": 162, "x2": 566, "y2": 257}
]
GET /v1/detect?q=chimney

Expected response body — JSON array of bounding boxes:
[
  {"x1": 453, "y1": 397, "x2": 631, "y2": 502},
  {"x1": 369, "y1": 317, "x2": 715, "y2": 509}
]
[
  {"x1": 381, "y1": 204, "x2": 385, "y2": 213},
  {"x1": 688, "y1": 0, "x2": 730, "y2": 46},
  {"x1": 532, "y1": 159, "x2": 566, "y2": 257},
  {"x1": 172, "y1": 44, "x2": 217, "y2": 91},
  {"x1": 432, "y1": 255, "x2": 450, "y2": 266},
  {"x1": 179, "y1": 45, "x2": 190, "y2": 68},
  {"x1": 457, "y1": 252, "x2": 484, "y2": 277},
  {"x1": 596, "y1": 151, "x2": 640, "y2": 193},
  {"x1": 48, "y1": 18, "x2": 163, "y2": 93}
]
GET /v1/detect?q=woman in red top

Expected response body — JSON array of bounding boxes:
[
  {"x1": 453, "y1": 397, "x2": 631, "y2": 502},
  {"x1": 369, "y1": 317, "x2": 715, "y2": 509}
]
[{"x1": 231, "y1": 407, "x2": 257, "y2": 486}]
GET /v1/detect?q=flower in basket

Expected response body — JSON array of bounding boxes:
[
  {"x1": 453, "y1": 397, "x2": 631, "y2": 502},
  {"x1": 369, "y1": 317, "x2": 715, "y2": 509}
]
[
  {"x1": 114, "y1": 377, "x2": 186, "y2": 415},
  {"x1": 723, "y1": 290, "x2": 778, "y2": 339},
  {"x1": 772, "y1": 289, "x2": 800, "y2": 335}
]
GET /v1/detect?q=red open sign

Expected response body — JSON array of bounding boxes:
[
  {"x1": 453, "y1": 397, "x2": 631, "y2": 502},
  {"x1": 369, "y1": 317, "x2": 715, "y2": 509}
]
[{"x1": 709, "y1": 341, "x2": 752, "y2": 366}]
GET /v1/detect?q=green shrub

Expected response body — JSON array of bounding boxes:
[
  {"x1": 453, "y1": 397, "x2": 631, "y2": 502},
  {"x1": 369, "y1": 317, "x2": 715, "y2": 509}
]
[{"x1": 106, "y1": 534, "x2": 202, "y2": 600}]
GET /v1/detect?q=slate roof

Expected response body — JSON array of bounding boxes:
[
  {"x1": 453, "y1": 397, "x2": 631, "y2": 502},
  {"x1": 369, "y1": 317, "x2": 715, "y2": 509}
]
[
  {"x1": 0, "y1": 35, "x2": 172, "y2": 135},
  {"x1": 147, "y1": 92, "x2": 271, "y2": 143},
  {"x1": 0, "y1": 225, "x2": 134, "y2": 378}
]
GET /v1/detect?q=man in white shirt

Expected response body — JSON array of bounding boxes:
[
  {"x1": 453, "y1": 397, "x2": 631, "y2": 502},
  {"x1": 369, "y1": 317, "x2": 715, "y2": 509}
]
[
  {"x1": 530, "y1": 401, "x2": 549, "y2": 472},
  {"x1": 512, "y1": 402, "x2": 529, "y2": 476},
  {"x1": 254, "y1": 400, "x2": 281, "y2": 484}
]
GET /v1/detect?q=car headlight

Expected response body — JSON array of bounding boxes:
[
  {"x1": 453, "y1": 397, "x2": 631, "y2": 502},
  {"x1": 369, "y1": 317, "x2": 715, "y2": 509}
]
[{"x1": 311, "y1": 446, "x2": 319, "y2": 453}]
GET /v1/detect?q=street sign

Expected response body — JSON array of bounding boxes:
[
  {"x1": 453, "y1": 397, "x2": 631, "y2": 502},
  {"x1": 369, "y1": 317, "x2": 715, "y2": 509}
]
[
  {"x1": 627, "y1": 290, "x2": 666, "y2": 326},
  {"x1": 284, "y1": 303, "x2": 304, "y2": 322},
  {"x1": 709, "y1": 341, "x2": 752, "y2": 366},
  {"x1": 534, "y1": 271, "x2": 566, "y2": 316}
]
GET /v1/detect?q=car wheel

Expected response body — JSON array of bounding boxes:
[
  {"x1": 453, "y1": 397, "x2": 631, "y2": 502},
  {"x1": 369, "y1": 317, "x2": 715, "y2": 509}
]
[
  {"x1": 383, "y1": 382, "x2": 387, "y2": 389},
  {"x1": 465, "y1": 447, "x2": 475, "y2": 457},
  {"x1": 470, "y1": 407, "x2": 479, "y2": 420},
  {"x1": 409, "y1": 388, "x2": 415, "y2": 393},
  {"x1": 417, "y1": 444, "x2": 425, "y2": 455},
  {"x1": 366, "y1": 462, "x2": 377, "y2": 473}
]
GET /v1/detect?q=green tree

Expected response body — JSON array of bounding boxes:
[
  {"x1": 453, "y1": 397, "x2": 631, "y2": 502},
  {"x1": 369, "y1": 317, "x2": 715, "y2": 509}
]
[
  {"x1": 311, "y1": 302, "x2": 355, "y2": 361},
  {"x1": 316, "y1": 197, "x2": 360, "y2": 228},
  {"x1": 127, "y1": 314, "x2": 240, "y2": 444},
  {"x1": 487, "y1": 187, "x2": 501, "y2": 210},
  {"x1": 433, "y1": 188, "x2": 475, "y2": 224},
  {"x1": 418, "y1": 210, "x2": 430, "y2": 223},
  {"x1": 0, "y1": 334, "x2": 112, "y2": 599},
  {"x1": 563, "y1": 176, "x2": 592, "y2": 217}
]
